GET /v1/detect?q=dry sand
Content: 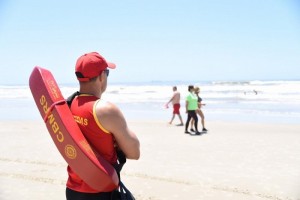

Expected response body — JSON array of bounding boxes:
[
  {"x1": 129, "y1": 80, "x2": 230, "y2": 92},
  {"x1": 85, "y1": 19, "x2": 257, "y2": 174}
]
[{"x1": 1, "y1": 120, "x2": 300, "y2": 200}]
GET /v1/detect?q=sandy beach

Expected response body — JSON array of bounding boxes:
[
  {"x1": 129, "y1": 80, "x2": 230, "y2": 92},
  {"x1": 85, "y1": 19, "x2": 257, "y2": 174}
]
[{"x1": 1, "y1": 120, "x2": 300, "y2": 200}]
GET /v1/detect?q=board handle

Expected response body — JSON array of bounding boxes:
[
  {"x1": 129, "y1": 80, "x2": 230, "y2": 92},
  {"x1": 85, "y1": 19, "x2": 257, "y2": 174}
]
[{"x1": 43, "y1": 100, "x2": 66, "y2": 122}]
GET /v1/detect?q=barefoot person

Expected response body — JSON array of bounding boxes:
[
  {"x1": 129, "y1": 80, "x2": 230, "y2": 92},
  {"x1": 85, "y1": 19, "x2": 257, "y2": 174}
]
[
  {"x1": 191, "y1": 86, "x2": 208, "y2": 132},
  {"x1": 165, "y1": 86, "x2": 184, "y2": 125}
]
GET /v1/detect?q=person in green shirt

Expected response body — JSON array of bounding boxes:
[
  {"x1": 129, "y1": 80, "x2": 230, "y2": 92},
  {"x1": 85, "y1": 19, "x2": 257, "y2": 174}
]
[{"x1": 185, "y1": 85, "x2": 201, "y2": 135}]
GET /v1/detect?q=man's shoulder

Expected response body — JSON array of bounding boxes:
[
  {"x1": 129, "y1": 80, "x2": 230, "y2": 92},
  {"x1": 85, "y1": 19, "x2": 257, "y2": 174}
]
[
  {"x1": 95, "y1": 101, "x2": 119, "y2": 116},
  {"x1": 174, "y1": 91, "x2": 180, "y2": 96}
]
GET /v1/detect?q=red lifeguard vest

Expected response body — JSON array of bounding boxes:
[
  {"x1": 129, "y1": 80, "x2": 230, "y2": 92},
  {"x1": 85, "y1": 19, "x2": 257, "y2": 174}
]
[{"x1": 67, "y1": 94, "x2": 117, "y2": 193}]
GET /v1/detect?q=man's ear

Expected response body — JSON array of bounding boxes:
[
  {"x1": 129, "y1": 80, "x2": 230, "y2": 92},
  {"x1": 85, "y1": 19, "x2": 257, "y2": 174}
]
[{"x1": 98, "y1": 71, "x2": 104, "y2": 82}]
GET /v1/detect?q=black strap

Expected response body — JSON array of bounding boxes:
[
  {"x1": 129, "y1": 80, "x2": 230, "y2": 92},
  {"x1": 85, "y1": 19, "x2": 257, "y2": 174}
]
[
  {"x1": 66, "y1": 91, "x2": 80, "y2": 107},
  {"x1": 113, "y1": 151, "x2": 136, "y2": 200},
  {"x1": 119, "y1": 182, "x2": 135, "y2": 200},
  {"x1": 114, "y1": 150, "x2": 127, "y2": 179}
]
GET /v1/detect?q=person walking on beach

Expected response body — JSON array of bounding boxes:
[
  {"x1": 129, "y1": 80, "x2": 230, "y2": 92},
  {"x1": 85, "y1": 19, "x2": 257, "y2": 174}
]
[
  {"x1": 185, "y1": 85, "x2": 201, "y2": 135},
  {"x1": 165, "y1": 86, "x2": 184, "y2": 126},
  {"x1": 190, "y1": 86, "x2": 208, "y2": 132},
  {"x1": 66, "y1": 52, "x2": 140, "y2": 200}
]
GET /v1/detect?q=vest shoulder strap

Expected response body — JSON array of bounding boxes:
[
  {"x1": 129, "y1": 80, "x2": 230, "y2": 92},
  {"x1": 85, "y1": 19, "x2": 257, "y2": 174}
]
[{"x1": 66, "y1": 91, "x2": 80, "y2": 107}]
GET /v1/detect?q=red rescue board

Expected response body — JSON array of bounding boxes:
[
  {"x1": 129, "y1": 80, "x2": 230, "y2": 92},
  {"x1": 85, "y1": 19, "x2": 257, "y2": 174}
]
[{"x1": 29, "y1": 66, "x2": 119, "y2": 191}]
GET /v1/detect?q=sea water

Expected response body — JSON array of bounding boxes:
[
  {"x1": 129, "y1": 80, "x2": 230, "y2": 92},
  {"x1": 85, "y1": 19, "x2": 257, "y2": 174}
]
[{"x1": 1, "y1": 81, "x2": 300, "y2": 124}]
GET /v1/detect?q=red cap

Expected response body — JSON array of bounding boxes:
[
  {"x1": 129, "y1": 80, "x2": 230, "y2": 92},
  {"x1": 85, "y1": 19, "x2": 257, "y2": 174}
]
[{"x1": 75, "y1": 52, "x2": 116, "y2": 82}]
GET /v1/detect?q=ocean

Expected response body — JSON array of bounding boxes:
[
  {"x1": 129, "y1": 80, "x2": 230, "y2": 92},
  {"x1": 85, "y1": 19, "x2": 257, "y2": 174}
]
[{"x1": 1, "y1": 80, "x2": 300, "y2": 124}]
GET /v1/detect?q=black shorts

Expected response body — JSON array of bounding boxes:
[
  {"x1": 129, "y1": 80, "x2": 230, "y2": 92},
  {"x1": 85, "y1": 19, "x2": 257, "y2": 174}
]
[{"x1": 66, "y1": 187, "x2": 119, "y2": 200}]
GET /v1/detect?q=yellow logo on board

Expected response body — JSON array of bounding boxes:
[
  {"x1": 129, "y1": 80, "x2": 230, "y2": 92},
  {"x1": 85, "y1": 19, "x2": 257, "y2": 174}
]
[
  {"x1": 46, "y1": 79, "x2": 60, "y2": 100},
  {"x1": 65, "y1": 144, "x2": 77, "y2": 159}
]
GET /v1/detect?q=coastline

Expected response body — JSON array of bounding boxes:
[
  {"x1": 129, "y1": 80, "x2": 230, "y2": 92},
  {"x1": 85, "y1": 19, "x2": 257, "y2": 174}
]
[
  {"x1": 1, "y1": 80, "x2": 300, "y2": 124},
  {"x1": 1, "y1": 120, "x2": 300, "y2": 200}
]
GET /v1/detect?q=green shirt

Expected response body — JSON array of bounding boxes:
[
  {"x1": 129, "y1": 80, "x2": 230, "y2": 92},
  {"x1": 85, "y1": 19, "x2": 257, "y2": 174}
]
[{"x1": 186, "y1": 92, "x2": 198, "y2": 110}]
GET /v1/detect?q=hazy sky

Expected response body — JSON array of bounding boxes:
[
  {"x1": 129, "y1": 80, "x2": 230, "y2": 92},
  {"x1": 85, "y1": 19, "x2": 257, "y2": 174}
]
[{"x1": 1, "y1": 0, "x2": 300, "y2": 85}]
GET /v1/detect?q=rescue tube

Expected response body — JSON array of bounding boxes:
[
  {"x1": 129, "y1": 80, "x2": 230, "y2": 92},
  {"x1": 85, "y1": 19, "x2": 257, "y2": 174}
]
[{"x1": 29, "y1": 66, "x2": 119, "y2": 191}]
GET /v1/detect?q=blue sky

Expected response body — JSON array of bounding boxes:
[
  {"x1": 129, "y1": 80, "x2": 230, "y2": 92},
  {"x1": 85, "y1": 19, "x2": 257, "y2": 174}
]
[{"x1": 0, "y1": 0, "x2": 300, "y2": 85}]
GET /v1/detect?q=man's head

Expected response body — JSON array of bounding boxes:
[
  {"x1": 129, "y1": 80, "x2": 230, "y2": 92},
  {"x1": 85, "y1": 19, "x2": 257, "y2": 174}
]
[
  {"x1": 75, "y1": 52, "x2": 116, "y2": 82},
  {"x1": 173, "y1": 86, "x2": 177, "y2": 91}
]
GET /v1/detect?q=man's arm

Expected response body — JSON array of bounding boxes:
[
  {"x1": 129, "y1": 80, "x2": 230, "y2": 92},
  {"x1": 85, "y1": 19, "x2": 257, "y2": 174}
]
[
  {"x1": 166, "y1": 93, "x2": 175, "y2": 107},
  {"x1": 185, "y1": 100, "x2": 189, "y2": 113},
  {"x1": 95, "y1": 101, "x2": 140, "y2": 160}
]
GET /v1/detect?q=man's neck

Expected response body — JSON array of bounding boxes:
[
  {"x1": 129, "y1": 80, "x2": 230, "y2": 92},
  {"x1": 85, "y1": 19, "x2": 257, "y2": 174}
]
[{"x1": 79, "y1": 84, "x2": 101, "y2": 98}]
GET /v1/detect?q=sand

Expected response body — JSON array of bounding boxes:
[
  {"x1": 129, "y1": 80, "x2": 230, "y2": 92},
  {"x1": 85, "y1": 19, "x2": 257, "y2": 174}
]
[{"x1": 0, "y1": 120, "x2": 300, "y2": 200}]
